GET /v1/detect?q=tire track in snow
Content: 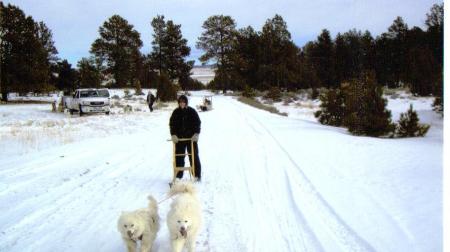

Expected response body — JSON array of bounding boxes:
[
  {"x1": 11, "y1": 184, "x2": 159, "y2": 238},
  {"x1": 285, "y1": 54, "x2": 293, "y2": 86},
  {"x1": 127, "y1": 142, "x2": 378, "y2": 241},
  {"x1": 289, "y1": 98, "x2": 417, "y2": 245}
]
[
  {"x1": 0, "y1": 132, "x2": 168, "y2": 251},
  {"x1": 228, "y1": 99, "x2": 325, "y2": 251},
  {"x1": 233, "y1": 98, "x2": 376, "y2": 252}
]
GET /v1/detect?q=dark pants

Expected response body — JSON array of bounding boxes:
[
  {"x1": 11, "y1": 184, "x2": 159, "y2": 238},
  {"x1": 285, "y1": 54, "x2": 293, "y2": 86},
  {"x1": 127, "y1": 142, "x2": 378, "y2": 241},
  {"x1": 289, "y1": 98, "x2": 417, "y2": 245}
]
[
  {"x1": 148, "y1": 102, "x2": 154, "y2": 112},
  {"x1": 175, "y1": 140, "x2": 201, "y2": 179}
]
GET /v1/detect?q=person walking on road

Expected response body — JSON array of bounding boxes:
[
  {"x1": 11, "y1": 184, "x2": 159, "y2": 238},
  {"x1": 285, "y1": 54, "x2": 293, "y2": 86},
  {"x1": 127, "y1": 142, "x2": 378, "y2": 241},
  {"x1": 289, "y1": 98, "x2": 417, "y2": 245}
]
[
  {"x1": 147, "y1": 91, "x2": 156, "y2": 112},
  {"x1": 169, "y1": 95, "x2": 202, "y2": 181}
]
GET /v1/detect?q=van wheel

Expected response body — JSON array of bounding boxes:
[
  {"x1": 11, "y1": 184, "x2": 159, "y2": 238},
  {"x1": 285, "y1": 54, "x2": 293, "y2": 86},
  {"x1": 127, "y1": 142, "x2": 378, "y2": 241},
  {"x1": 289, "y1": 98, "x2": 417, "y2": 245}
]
[
  {"x1": 69, "y1": 109, "x2": 74, "y2": 115},
  {"x1": 105, "y1": 112, "x2": 110, "y2": 115}
]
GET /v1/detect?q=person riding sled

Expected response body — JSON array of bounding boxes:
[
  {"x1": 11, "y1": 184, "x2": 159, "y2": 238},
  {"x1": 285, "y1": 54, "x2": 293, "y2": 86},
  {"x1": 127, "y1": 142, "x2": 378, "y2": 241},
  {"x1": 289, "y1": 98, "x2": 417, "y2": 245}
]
[{"x1": 169, "y1": 95, "x2": 202, "y2": 181}]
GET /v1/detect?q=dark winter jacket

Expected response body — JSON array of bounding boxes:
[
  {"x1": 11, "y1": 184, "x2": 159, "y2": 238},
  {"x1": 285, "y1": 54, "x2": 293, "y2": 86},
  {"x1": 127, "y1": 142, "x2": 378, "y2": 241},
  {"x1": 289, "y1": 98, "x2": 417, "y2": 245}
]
[
  {"x1": 169, "y1": 106, "x2": 201, "y2": 138},
  {"x1": 147, "y1": 93, "x2": 155, "y2": 104}
]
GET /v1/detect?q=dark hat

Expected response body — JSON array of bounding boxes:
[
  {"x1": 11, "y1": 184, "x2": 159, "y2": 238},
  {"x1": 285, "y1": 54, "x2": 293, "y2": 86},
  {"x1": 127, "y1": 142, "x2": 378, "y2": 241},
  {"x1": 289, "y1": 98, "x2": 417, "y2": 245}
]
[{"x1": 178, "y1": 95, "x2": 188, "y2": 104}]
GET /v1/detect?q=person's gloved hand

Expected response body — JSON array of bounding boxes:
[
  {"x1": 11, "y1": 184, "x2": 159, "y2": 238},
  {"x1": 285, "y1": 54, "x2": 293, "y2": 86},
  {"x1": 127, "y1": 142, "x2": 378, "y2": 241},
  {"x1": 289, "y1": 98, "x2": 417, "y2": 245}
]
[
  {"x1": 192, "y1": 133, "x2": 199, "y2": 142},
  {"x1": 171, "y1": 135, "x2": 179, "y2": 143}
]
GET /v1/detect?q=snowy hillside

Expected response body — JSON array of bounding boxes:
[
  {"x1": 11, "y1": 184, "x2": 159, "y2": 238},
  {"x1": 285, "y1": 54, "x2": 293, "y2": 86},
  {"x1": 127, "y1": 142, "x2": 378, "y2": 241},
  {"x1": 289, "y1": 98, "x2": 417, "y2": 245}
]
[{"x1": 0, "y1": 91, "x2": 442, "y2": 252}]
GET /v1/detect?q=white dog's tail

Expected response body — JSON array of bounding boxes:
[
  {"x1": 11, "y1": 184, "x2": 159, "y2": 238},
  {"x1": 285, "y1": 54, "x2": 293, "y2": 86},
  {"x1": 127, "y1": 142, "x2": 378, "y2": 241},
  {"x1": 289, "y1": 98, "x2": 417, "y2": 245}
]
[
  {"x1": 147, "y1": 195, "x2": 158, "y2": 211},
  {"x1": 168, "y1": 181, "x2": 197, "y2": 197}
]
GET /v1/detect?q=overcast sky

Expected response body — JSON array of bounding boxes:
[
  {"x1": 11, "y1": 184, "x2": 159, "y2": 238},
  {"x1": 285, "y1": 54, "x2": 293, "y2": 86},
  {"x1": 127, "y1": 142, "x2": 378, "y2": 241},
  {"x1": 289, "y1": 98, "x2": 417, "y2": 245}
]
[{"x1": 4, "y1": 0, "x2": 442, "y2": 66}]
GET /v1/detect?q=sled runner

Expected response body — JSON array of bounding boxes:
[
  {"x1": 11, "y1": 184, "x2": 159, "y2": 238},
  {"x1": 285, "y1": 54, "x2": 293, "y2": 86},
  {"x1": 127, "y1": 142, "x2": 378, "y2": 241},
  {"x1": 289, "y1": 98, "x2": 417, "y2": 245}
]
[{"x1": 170, "y1": 138, "x2": 196, "y2": 185}]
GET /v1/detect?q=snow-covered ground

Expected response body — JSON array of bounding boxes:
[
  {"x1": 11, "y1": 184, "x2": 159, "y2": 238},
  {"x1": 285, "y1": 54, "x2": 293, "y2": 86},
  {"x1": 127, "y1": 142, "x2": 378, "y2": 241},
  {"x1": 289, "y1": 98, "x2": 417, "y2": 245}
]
[{"x1": 0, "y1": 91, "x2": 443, "y2": 252}]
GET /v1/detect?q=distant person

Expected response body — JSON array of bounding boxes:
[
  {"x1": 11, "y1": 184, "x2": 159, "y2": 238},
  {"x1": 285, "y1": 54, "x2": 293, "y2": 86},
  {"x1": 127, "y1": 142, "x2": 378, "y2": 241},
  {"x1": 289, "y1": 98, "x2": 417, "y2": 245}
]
[
  {"x1": 169, "y1": 95, "x2": 202, "y2": 181},
  {"x1": 147, "y1": 91, "x2": 156, "y2": 112}
]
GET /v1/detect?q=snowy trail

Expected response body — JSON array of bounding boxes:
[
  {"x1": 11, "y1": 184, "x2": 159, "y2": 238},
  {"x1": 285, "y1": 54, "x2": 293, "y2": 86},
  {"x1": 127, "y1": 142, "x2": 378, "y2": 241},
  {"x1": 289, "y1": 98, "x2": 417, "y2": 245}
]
[
  {"x1": 200, "y1": 97, "x2": 325, "y2": 251},
  {"x1": 0, "y1": 94, "x2": 442, "y2": 252},
  {"x1": 205, "y1": 97, "x2": 374, "y2": 252}
]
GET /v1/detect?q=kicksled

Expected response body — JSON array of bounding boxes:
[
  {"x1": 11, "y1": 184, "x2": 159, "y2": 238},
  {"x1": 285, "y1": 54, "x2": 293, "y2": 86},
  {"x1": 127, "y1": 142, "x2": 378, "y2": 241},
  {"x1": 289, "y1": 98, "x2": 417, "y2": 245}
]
[{"x1": 168, "y1": 138, "x2": 197, "y2": 187}]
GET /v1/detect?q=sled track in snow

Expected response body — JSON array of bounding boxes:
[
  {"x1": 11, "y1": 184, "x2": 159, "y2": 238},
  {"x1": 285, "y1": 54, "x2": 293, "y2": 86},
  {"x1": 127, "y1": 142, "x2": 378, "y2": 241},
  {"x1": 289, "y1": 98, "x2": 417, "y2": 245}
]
[{"x1": 233, "y1": 98, "x2": 376, "y2": 252}]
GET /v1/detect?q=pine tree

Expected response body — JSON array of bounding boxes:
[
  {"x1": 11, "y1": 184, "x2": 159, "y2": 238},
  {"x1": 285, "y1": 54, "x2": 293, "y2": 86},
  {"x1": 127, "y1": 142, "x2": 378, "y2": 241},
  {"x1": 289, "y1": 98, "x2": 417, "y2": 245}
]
[
  {"x1": 56, "y1": 60, "x2": 77, "y2": 93},
  {"x1": 307, "y1": 29, "x2": 336, "y2": 88},
  {"x1": 342, "y1": 71, "x2": 394, "y2": 136},
  {"x1": 425, "y1": 3, "x2": 443, "y2": 110},
  {"x1": 229, "y1": 26, "x2": 260, "y2": 90},
  {"x1": 36, "y1": 21, "x2": 58, "y2": 64},
  {"x1": 396, "y1": 104, "x2": 430, "y2": 137},
  {"x1": 196, "y1": 15, "x2": 237, "y2": 93},
  {"x1": 0, "y1": 3, "x2": 55, "y2": 99},
  {"x1": 405, "y1": 47, "x2": 438, "y2": 96},
  {"x1": 77, "y1": 57, "x2": 101, "y2": 88},
  {"x1": 260, "y1": 14, "x2": 300, "y2": 90},
  {"x1": 385, "y1": 16, "x2": 409, "y2": 87},
  {"x1": 163, "y1": 20, "x2": 192, "y2": 82},
  {"x1": 150, "y1": 15, "x2": 167, "y2": 75},
  {"x1": 425, "y1": 3, "x2": 443, "y2": 66},
  {"x1": 150, "y1": 16, "x2": 192, "y2": 85},
  {"x1": 90, "y1": 15, "x2": 142, "y2": 87},
  {"x1": 334, "y1": 33, "x2": 348, "y2": 85},
  {"x1": 156, "y1": 73, "x2": 177, "y2": 102},
  {"x1": 314, "y1": 88, "x2": 345, "y2": 126}
]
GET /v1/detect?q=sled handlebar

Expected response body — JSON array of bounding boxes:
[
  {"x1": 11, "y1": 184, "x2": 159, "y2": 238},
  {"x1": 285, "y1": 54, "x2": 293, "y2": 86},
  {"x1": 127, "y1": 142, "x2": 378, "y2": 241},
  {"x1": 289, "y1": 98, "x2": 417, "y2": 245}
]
[{"x1": 166, "y1": 138, "x2": 192, "y2": 142}]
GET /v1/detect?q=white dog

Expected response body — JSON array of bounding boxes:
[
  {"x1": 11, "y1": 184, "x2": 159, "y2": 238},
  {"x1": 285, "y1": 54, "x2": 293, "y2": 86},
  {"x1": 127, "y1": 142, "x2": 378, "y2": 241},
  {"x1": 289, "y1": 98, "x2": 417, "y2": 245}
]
[
  {"x1": 117, "y1": 195, "x2": 160, "y2": 252},
  {"x1": 167, "y1": 181, "x2": 202, "y2": 252}
]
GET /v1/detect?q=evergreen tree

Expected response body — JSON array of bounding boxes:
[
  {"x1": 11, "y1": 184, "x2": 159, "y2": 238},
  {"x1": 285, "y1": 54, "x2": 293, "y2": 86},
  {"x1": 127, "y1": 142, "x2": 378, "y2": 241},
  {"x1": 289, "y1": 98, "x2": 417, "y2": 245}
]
[
  {"x1": 90, "y1": 15, "x2": 142, "y2": 87},
  {"x1": 307, "y1": 29, "x2": 336, "y2": 88},
  {"x1": 77, "y1": 57, "x2": 101, "y2": 88},
  {"x1": 150, "y1": 16, "x2": 192, "y2": 84},
  {"x1": 230, "y1": 26, "x2": 261, "y2": 90},
  {"x1": 335, "y1": 29, "x2": 375, "y2": 85},
  {"x1": 36, "y1": 21, "x2": 58, "y2": 64},
  {"x1": 56, "y1": 60, "x2": 77, "y2": 93},
  {"x1": 196, "y1": 15, "x2": 237, "y2": 93},
  {"x1": 162, "y1": 20, "x2": 192, "y2": 82},
  {"x1": 150, "y1": 15, "x2": 167, "y2": 74},
  {"x1": 298, "y1": 44, "x2": 321, "y2": 90},
  {"x1": 385, "y1": 16, "x2": 409, "y2": 87},
  {"x1": 314, "y1": 88, "x2": 345, "y2": 126},
  {"x1": 425, "y1": 3, "x2": 443, "y2": 65},
  {"x1": 260, "y1": 14, "x2": 300, "y2": 90},
  {"x1": 342, "y1": 71, "x2": 394, "y2": 137},
  {"x1": 0, "y1": 3, "x2": 54, "y2": 99},
  {"x1": 425, "y1": 3, "x2": 443, "y2": 110},
  {"x1": 396, "y1": 104, "x2": 430, "y2": 137},
  {"x1": 334, "y1": 33, "x2": 348, "y2": 85},
  {"x1": 177, "y1": 60, "x2": 195, "y2": 91},
  {"x1": 156, "y1": 72, "x2": 177, "y2": 102},
  {"x1": 404, "y1": 46, "x2": 438, "y2": 96}
]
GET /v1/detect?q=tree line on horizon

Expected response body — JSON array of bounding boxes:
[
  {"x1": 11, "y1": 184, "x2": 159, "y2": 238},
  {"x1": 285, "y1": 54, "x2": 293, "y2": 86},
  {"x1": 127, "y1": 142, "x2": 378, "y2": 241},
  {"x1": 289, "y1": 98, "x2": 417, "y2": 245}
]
[{"x1": 0, "y1": 2, "x2": 443, "y2": 105}]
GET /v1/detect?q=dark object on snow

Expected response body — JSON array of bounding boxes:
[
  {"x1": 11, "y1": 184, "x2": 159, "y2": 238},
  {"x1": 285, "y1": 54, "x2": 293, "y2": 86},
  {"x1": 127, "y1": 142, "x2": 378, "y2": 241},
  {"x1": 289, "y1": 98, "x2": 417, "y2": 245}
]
[
  {"x1": 169, "y1": 96, "x2": 202, "y2": 180},
  {"x1": 147, "y1": 92, "x2": 156, "y2": 112}
]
